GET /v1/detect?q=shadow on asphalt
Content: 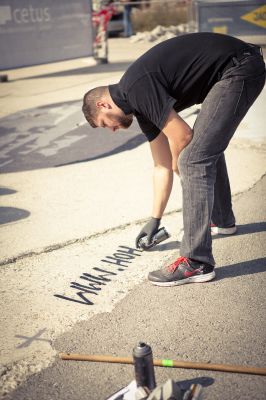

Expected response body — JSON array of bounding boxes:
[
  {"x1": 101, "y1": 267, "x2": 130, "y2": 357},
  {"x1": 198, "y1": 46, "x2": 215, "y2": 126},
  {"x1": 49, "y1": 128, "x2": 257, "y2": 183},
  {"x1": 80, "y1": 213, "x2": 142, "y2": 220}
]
[
  {"x1": 15, "y1": 62, "x2": 132, "y2": 81},
  {"x1": 216, "y1": 258, "x2": 266, "y2": 281},
  {"x1": 214, "y1": 222, "x2": 266, "y2": 237},
  {"x1": 0, "y1": 187, "x2": 30, "y2": 225},
  {"x1": 0, "y1": 187, "x2": 17, "y2": 196},
  {"x1": 0, "y1": 103, "x2": 143, "y2": 173},
  {"x1": 56, "y1": 133, "x2": 146, "y2": 167},
  {"x1": 234, "y1": 222, "x2": 266, "y2": 235},
  {"x1": 0, "y1": 207, "x2": 30, "y2": 225},
  {"x1": 177, "y1": 376, "x2": 215, "y2": 391},
  {"x1": 147, "y1": 240, "x2": 181, "y2": 253},
  {"x1": 15, "y1": 329, "x2": 51, "y2": 349}
]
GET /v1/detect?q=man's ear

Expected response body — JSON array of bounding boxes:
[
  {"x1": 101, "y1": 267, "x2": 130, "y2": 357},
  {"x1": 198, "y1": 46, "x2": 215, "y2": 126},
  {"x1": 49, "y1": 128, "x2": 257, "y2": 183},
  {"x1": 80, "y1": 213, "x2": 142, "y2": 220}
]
[{"x1": 96, "y1": 101, "x2": 112, "y2": 109}]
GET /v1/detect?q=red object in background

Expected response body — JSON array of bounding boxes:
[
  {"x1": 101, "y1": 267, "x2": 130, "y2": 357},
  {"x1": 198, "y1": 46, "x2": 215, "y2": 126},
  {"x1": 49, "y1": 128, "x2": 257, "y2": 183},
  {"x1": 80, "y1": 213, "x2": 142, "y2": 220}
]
[
  {"x1": 92, "y1": 3, "x2": 118, "y2": 61},
  {"x1": 92, "y1": 4, "x2": 117, "y2": 42}
]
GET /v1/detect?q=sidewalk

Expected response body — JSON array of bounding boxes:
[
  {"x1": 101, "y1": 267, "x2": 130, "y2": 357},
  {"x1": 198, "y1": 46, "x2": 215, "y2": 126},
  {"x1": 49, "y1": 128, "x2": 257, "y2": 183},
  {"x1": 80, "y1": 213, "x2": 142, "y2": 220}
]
[{"x1": 0, "y1": 38, "x2": 266, "y2": 398}]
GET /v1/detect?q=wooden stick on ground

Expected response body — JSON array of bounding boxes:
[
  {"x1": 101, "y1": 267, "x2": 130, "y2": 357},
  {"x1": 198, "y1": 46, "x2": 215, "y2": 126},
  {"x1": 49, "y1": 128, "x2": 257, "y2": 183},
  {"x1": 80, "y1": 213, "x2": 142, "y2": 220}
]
[{"x1": 59, "y1": 353, "x2": 266, "y2": 376}]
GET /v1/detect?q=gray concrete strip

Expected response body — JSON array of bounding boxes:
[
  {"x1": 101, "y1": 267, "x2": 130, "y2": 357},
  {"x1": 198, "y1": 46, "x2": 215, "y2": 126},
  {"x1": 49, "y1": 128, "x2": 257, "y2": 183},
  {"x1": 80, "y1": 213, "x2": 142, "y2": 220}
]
[{"x1": 2, "y1": 176, "x2": 265, "y2": 400}]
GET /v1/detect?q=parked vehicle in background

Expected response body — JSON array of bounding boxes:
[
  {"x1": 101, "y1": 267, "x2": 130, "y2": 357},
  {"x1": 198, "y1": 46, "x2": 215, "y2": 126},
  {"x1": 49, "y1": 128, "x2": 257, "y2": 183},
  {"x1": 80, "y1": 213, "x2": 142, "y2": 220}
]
[{"x1": 107, "y1": 10, "x2": 124, "y2": 36}]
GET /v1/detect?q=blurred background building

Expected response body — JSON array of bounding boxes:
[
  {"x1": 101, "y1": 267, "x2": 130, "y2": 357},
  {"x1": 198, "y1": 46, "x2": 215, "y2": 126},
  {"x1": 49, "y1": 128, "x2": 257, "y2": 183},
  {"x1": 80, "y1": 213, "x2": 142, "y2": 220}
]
[
  {"x1": 192, "y1": 0, "x2": 266, "y2": 43},
  {"x1": 0, "y1": 0, "x2": 94, "y2": 69}
]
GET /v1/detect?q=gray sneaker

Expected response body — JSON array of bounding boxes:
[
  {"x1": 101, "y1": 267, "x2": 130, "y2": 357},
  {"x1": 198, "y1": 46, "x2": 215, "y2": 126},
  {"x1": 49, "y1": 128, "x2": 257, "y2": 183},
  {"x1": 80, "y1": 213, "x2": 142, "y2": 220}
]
[
  {"x1": 148, "y1": 256, "x2": 215, "y2": 287},
  {"x1": 211, "y1": 224, "x2": 237, "y2": 236}
]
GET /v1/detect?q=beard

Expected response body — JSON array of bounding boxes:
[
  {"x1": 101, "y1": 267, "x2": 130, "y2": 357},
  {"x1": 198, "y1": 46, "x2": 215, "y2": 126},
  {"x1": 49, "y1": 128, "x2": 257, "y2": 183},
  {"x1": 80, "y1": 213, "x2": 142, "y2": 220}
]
[
  {"x1": 109, "y1": 112, "x2": 133, "y2": 129},
  {"x1": 119, "y1": 114, "x2": 133, "y2": 129}
]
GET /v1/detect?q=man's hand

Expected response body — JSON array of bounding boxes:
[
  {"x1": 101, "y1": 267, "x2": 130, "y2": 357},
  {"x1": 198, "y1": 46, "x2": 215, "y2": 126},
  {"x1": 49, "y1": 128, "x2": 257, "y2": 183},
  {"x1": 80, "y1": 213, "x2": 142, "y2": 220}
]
[{"x1": 135, "y1": 217, "x2": 161, "y2": 248}]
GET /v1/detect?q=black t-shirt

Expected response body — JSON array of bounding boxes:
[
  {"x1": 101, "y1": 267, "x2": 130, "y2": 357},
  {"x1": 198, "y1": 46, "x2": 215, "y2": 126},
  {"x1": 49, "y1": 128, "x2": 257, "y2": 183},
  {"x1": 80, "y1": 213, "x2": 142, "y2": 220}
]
[{"x1": 109, "y1": 32, "x2": 249, "y2": 141}]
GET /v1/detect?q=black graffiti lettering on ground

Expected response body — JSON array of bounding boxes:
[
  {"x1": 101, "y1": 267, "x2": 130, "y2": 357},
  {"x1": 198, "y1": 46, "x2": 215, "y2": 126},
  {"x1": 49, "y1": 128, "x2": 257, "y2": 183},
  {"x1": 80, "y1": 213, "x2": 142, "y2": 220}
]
[{"x1": 54, "y1": 246, "x2": 142, "y2": 306}]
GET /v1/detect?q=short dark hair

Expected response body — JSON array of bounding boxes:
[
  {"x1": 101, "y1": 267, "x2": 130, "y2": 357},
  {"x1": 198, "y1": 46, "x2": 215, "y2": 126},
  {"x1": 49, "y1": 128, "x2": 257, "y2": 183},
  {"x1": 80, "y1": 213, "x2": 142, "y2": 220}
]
[{"x1": 82, "y1": 86, "x2": 108, "y2": 128}]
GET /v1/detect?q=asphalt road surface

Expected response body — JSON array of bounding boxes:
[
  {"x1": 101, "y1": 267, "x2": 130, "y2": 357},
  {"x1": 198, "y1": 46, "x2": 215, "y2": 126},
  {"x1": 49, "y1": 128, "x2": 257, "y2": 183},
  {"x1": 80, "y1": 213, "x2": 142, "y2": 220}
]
[{"x1": 0, "y1": 102, "x2": 143, "y2": 173}]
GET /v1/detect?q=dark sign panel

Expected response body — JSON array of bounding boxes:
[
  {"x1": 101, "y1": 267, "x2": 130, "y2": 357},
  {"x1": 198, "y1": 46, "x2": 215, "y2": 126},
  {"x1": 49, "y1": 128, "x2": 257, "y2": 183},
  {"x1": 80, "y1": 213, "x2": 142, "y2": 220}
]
[
  {"x1": 195, "y1": 0, "x2": 266, "y2": 36},
  {"x1": 0, "y1": 0, "x2": 93, "y2": 69}
]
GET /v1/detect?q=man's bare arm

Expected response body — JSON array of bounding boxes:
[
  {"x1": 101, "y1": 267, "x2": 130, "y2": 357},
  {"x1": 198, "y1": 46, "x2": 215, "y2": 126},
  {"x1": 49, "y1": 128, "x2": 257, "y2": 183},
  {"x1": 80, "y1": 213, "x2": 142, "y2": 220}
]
[
  {"x1": 162, "y1": 109, "x2": 193, "y2": 175},
  {"x1": 149, "y1": 132, "x2": 173, "y2": 218}
]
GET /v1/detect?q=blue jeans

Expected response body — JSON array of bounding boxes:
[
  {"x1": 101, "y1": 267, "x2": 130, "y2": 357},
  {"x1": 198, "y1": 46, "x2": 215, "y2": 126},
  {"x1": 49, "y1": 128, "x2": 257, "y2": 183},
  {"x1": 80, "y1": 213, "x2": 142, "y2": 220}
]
[
  {"x1": 123, "y1": 5, "x2": 133, "y2": 37},
  {"x1": 178, "y1": 49, "x2": 265, "y2": 266}
]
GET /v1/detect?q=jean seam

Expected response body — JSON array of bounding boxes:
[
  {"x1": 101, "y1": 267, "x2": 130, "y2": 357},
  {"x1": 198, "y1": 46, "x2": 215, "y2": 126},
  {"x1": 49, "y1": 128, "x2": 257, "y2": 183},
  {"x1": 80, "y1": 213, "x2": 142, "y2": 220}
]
[
  {"x1": 233, "y1": 80, "x2": 244, "y2": 115},
  {"x1": 214, "y1": 196, "x2": 223, "y2": 225},
  {"x1": 213, "y1": 157, "x2": 225, "y2": 226}
]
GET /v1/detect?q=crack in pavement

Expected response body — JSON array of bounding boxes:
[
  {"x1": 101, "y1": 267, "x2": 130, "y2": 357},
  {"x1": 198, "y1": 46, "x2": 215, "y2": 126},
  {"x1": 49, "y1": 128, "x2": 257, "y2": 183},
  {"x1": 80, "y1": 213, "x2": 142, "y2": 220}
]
[{"x1": 0, "y1": 208, "x2": 184, "y2": 267}]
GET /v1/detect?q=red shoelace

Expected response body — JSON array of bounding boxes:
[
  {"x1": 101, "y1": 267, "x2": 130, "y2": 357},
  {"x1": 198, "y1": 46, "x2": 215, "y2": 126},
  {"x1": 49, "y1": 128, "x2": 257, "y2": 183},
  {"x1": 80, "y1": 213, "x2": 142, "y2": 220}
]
[{"x1": 167, "y1": 256, "x2": 190, "y2": 272}]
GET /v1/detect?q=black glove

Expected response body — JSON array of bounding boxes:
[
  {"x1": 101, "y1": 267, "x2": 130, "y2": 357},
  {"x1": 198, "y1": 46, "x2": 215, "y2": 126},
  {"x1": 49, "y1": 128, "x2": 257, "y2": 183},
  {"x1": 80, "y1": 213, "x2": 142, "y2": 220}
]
[{"x1": 135, "y1": 217, "x2": 161, "y2": 248}]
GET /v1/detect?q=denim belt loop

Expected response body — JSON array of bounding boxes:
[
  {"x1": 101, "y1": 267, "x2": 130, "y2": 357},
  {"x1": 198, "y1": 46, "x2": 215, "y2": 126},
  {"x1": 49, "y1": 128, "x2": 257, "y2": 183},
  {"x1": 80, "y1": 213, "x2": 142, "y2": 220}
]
[
  {"x1": 232, "y1": 57, "x2": 240, "y2": 67},
  {"x1": 220, "y1": 45, "x2": 263, "y2": 78}
]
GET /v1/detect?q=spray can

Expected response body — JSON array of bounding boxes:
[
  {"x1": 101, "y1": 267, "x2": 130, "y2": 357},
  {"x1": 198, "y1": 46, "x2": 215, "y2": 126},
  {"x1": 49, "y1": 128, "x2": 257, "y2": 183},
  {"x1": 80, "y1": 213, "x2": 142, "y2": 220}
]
[
  {"x1": 133, "y1": 342, "x2": 156, "y2": 390},
  {"x1": 138, "y1": 227, "x2": 170, "y2": 250}
]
